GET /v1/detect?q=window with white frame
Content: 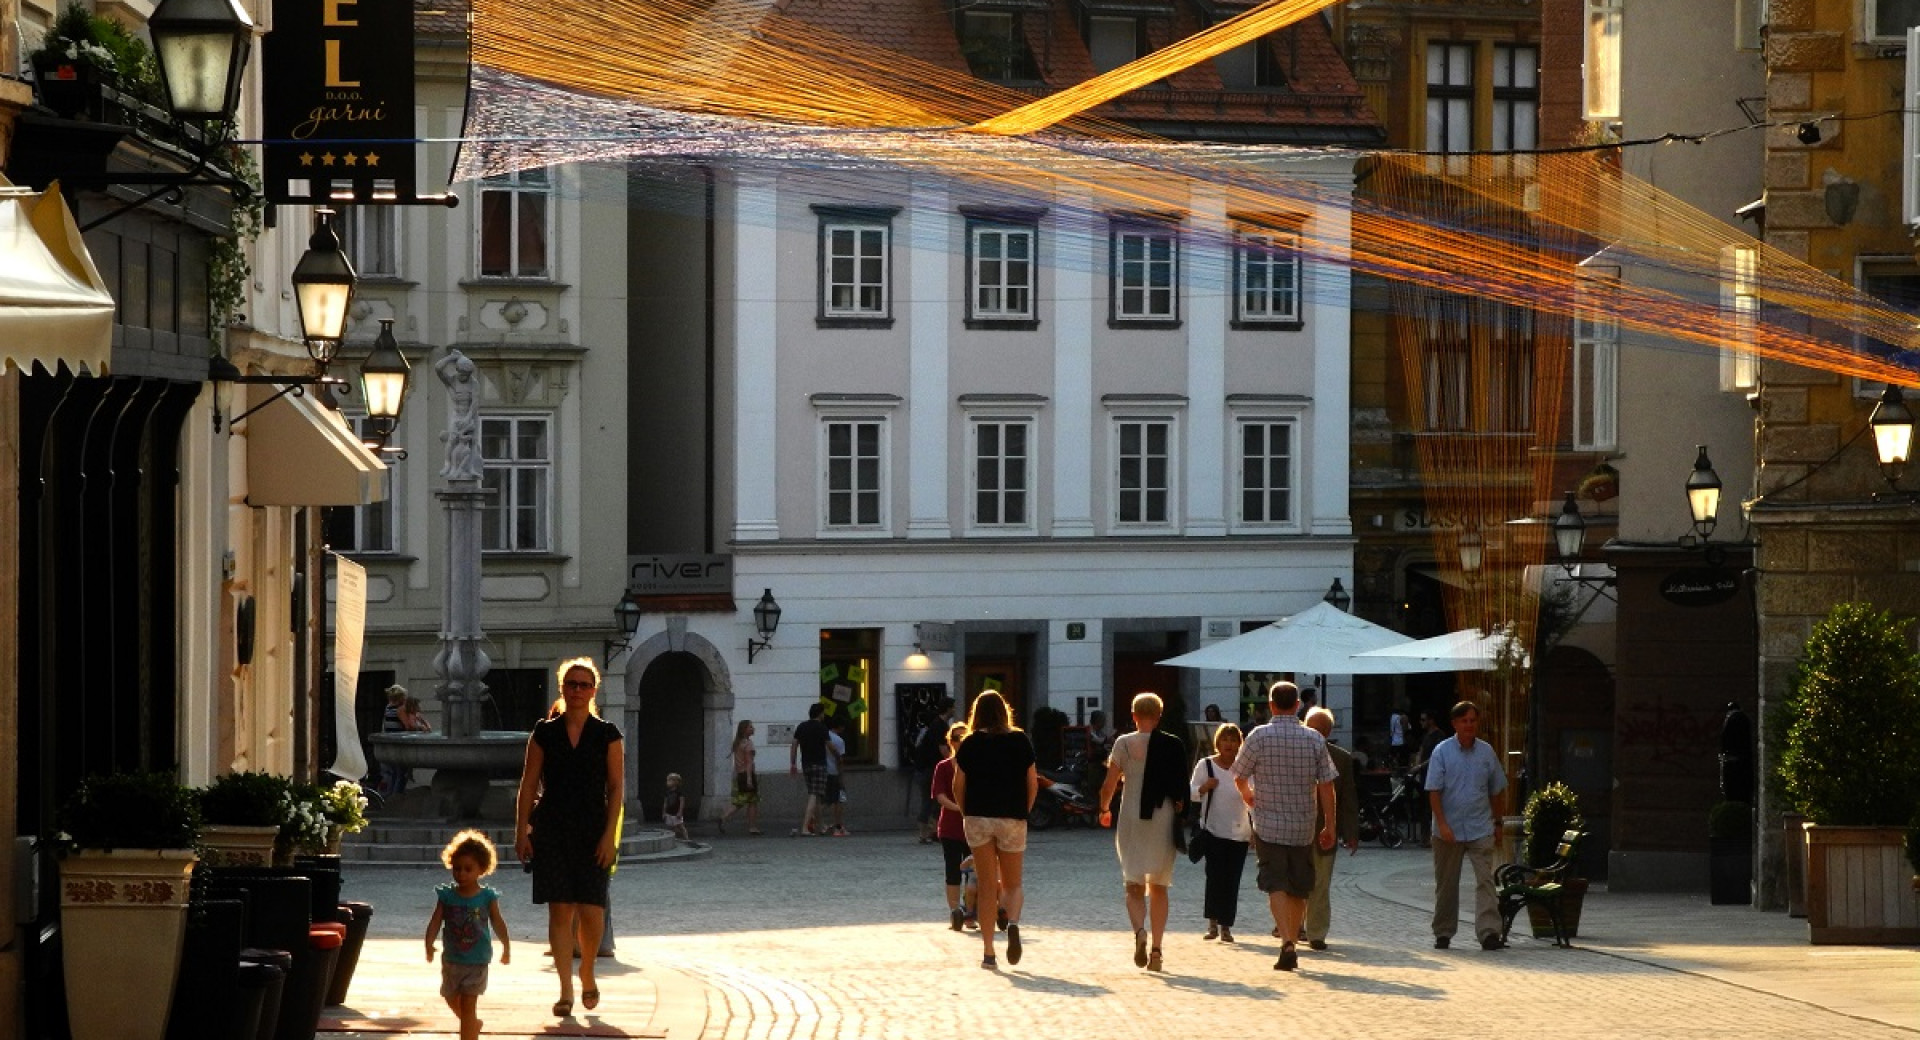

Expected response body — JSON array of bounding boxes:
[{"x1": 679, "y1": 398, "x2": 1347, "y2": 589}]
[
  {"x1": 816, "y1": 206, "x2": 896, "y2": 321},
  {"x1": 478, "y1": 167, "x2": 551, "y2": 279},
  {"x1": 481, "y1": 415, "x2": 552, "y2": 551},
  {"x1": 1233, "y1": 221, "x2": 1303, "y2": 325},
  {"x1": 1720, "y1": 246, "x2": 1759, "y2": 392},
  {"x1": 1113, "y1": 417, "x2": 1175, "y2": 526},
  {"x1": 1111, "y1": 218, "x2": 1179, "y2": 323},
  {"x1": 321, "y1": 414, "x2": 398, "y2": 552},
  {"x1": 1492, "y1": 44, "x2": 1539, "y2": 152},
  {"x1": 340, "y1": 205, "x2": 399, "y2": 278},
  {"x1": 968, "y1": 217, "x2": 1037, "y2": 322},
  {"x1": 1574, "y1": 264, "x2": 1620, "y2": 450},
  {"x1": 971, "y1": 418, "x2": 1033, "y2": 529},
  {"x1": 1871, "y1": 0, "x2": 1920, "y2": 39},
  {"x1": 1426, "y1": 42, "x2": 1474, "y2": 153},
  {"x1": 823, "y1": 417, "x2": 888, "y2": 530},
  {"x1": 1584, "y1": 0, "x2": 1622, "y2": 121},
  {"x1": 1236, "y1": 418, "x2": 1297, "y2": 527}
]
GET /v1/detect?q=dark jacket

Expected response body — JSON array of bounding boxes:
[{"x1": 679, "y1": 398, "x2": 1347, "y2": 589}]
[{"x1": 1139, "y1": 728, "x2": 1189, "y2": 820}]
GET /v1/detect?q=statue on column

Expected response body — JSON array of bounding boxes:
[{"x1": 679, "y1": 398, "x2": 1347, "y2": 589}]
[{"x1": 435, "y1": 350, "x2": 485, "y2": 481}]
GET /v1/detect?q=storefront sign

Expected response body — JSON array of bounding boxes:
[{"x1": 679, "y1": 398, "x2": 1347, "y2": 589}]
[
  {"x1": 627, "y1": 554, "x2": 732, "y2": 595},
  {"x1": 1659, "y1": 568, "x2": 1740, "y2": 607},
  {"x1": 262, "y1": 0, "x2": 418, "y2": 204}
]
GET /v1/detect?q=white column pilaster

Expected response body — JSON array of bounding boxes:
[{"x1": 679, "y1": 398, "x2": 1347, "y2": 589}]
[
  {"x1": 733, "y1": 172, "x2": 781, "y2": 541},
  {"x1": 1309, "y1": 191, "x2": 1353, "y2": 537},
  {"x1": 907, "y1": 179, "x2": 952, "y2": 539},
  {"x1": 1052, "y1": 191, "x2": 1096, "y2": 537},
  {"x1": 1186, "y1": 187, "x2": 1229, "y2": 537}
]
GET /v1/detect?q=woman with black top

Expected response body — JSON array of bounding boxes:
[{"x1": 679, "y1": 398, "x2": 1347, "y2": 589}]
[
  {"x1": 514, "y1": 657, "x2": 625, "y2": 1018},
  {"x1": 952, "y1": 690, "x2": 1037, "y2": 971}
]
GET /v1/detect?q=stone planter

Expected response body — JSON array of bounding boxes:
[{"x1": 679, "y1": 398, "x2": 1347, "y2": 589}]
[
  {"x1": 201, "y1": 823, "x2": 282, "y2": 867},
  {"x1": 1803, "y1": 823, "x2": 1920, "y2": 944},
  {"x1": 1709, "y1": 837, "x2": 1753, "y2": 905},
  {"x1": 60, "y1": 848, "x2": 197, "y2": 1040}
]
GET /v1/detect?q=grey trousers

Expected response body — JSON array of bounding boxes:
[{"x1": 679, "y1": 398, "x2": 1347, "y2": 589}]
[{"x1": 1431, "y1": 834, "x2": 1500, "y2": 941}]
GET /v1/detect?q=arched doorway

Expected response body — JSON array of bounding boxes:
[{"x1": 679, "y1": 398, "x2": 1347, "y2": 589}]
[{"x1": 633, "y1": 651, "x2": 709, "y2": 823}]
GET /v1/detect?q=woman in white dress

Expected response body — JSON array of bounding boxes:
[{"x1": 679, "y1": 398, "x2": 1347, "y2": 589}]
[
  {"x1": 1190, "y1": 723, "x2": 1254, "y2": 942},
  {"x1": 1097, "y1": 692, "x2": 1188, "y2": 972}
]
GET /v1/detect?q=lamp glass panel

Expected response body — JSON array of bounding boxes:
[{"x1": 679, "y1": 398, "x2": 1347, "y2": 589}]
[
  {"x1": 1688, "y1": 486, "x2": 1720, "y2": 525},
  {"x1": 361, "y1": 371, "x2": 407, "y2": 418},
  {"x1": 1459, "y1": 541, "x2": 1483, "y2": 573},
  {"x1": 1874, "y1": 420, "x2": 1914, "y2": 467},
  {"x1": 295, "y1": 281, "x2": 351, "y2": 342},
  {"x1": 155, "y1": 31, "x2": 233, "y2": 115}
]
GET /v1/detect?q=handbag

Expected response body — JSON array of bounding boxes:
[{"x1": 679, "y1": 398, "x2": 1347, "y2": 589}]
[{"x1": 1187, "y1": 761, "x2": 1216, "y2": 863}]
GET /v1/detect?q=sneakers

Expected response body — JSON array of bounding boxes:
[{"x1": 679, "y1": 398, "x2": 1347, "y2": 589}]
[
  {"x1": 1275, "y1": 945, "x2": 1298, "y2": 972},
  {"x1": 1219, "y1": 926, "x2": 1235, "y2": 944},
  {"x1": 1433, "y1": 936, "x2": 1450, "y2": 949},
  {"x1": 981, "y1": 953, "x2": 997, "y2": 971},
  {"x1": 1005, "y1": 924, "x2": 1022, "y2": 965},
  {"x1": 950, "y1": 908, "x2": 966, "y2": 933},
  {"x1": 828, "y1": 825, "x2": 850, "y2": 837}
]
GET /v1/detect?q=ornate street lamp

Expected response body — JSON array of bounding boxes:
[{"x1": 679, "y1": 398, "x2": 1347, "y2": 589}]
[
  {"x1": 291, "y1": 210, "x2": 356, "y2": 368},
  {"x1": 747, "y1": 588, "x2": 782, "y2": 662},
  {"x1": 1868, "y1": 384, "x2": 1915, "y2": 488},
  {"x1": 1553, "y1": 491, "x2": 1586, "y2": 573},
  {"x1": 1686, "y1": 445, "x2": 1723, "y2": 541},
  {"x1": 147, "y1": 0, "x2": 254, "y2": 122},
  {"x1": 358, "y1": 319, "x2": 411, "y2": 450},
  {"x1": 1323, "y1": 578, "x2": 1351, "y2": 612}
]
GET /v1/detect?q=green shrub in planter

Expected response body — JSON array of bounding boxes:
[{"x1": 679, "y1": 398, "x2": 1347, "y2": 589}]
[
  {"x1": 1776, "y1": 603, "x2": 1920, "y2": 827},
  {"x1": 197, "y1": 771, "x2": 292, "y2": 827},
  {"x1": 62, "y1": 772, "x2": 199, "y2": 851},
  {"x1": 1523, "y1": 781, "x2": 1585, "y2": 869}
]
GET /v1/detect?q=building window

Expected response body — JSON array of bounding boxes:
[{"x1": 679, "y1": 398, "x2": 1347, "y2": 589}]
[
  {"x1": 1492, "y1": 44, "x2": 1538, "y2": 152},
  {"x1": 1237, "y1": 419, "x2": 1295, "y2": 527},
  {"x1": 968, "y1": 219, "x2": 1037, "y2": 322},
  {"x1": 959, "y1": 10, "x2": 1040, "y2": 82},
  {"x1": 1585, "y1": 0, "x2": 1622, "y2": 121},
  {"x1": 1114, "y1": 418, "x2": 1174, "y2": 526},
  {"x1": 478, "y1": 167, "x2": 550, "y2": 279},
  {"x1": 1574, "y1": 265, "x2": 1619, "y2": 451},
  {"x1": 823, "y1": 418, "x2": 888, "y2": 530},
  {"x1": 1215, "y1": 35, "x2": 1282, "y2": 88},
  {"x1": 1417, "y1": 294, "x2": 1534, "y2": 433},
  {"x1": 341, "y1": 205, "x2": 399, "y2": 278},
  {"x1": 321, "y1": 414, "x2": 399, "y2": 552},
  {"x1": 1426, "y1": 42, "x2": 1474, "y2": 153},
  {"x1": 1871, "y1": 0, "x2": 1920, "y2": 39},
  {"x1": 816, "y1": 206, "x2": 896, "y2": 322},
  {"x1": 819, "y1": 627, "x2": 880, "y2": 762},
  {"x1": 1720, "y1": 247, "x2": 1758, "y2": 392},
  {"x1": 1852, "y1": 258, "x2": 1920, "y2": 397},
  {"x1": 1233, "y1": 222, "x2": 1302, "y2": 325},
  {"x1": 481, "y1": 415, "x2": 551, "y2": 551},
  {"x1": 971, "y1": 418, "x2": 1032, "y2": 529},
  {"x1": 1111, "y1": 218, "x2": 1180, "y2": 323},
  {"x1": 1087, "y1": 15, "x2": 1144, "y2": 74}
]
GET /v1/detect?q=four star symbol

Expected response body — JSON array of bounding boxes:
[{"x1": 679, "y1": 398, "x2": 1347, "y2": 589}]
[{"x1": 294, "y1": 151, "x2": 384, "y2": 168}]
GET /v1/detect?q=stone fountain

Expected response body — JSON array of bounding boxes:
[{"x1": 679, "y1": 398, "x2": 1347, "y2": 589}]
[{"x1": 368, "y1": 349, "x2": 528, "y2": 819}]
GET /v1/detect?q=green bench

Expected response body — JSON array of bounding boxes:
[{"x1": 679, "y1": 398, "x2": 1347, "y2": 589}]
[{"x1": 1495, "y1": 829, "x2": 1585, "y2": 947}]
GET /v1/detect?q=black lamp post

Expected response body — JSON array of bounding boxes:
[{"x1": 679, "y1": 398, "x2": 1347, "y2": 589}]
[
  {"x1": 747, "y1": 588, "x2": 782, "y2": 662},
  {"x1": 358, "y1": 319, "x2": 410, "y2": 450},
  {"x1": 604, "y1": 595, "x2": 643, "y2": 664},
  {"x1": 1323, "y1": 578, "x2": 1351, "y2": 612},
  {"x1": 147, "y1": 0, "x2": 254, "y2": 122},
  {"x1": 291, "y1": 210, "x2": 356, "y2": 369},
  {"x1": 1553, "y1": 491, "x2": 1585, "y2": 573},
  {"x1": 1686, "y1": 445, "x2": 1723, "y2": 541},
  {"x1": 1869, "y1": 384, "x2": 1915, "y2": 488}
]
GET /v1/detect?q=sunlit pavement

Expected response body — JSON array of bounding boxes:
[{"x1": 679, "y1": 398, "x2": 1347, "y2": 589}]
[{"x1": 319, "y1": 823, "x2": 1920, "y2": 1039}]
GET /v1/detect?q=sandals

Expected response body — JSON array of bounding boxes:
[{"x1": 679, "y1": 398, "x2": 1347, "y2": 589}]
[
  {"x1": 1147, "y1": 948, "x2": 1163, "y2": 973},
  {"x1": 1005, "y1": 923, "x2": 1022, "y2": 965},
  {"x1": 1132, "y1": 928, "x2": 1148, "y2": 968},
  {"x1": 1204, "y1": 921, "x2": 1219, "y2": 941},
  {"x1": 582, "y1": 989, "x2": 601, "y2": 1011},
  {"x1": 553, "y1": 998, "x2": 573, "y2": 1018}
]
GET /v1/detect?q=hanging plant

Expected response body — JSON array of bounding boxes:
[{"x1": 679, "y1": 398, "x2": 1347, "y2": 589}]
[{"x1": 208, "y1": 138, "x2": 265, "y2": 341}]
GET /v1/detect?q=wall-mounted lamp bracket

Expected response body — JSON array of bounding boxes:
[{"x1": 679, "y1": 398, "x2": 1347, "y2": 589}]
[{"x1": 211, "y1": 371, "x2": 350, "y2": 432}]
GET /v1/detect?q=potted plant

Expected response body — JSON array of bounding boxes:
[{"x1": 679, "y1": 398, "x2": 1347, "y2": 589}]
[
  {"x1": 197, "y1": 771, "x2": 292, "y2": 867},
  {"x1": 316, "y1": 779, "x2": 370, "y2": 854},
  {"x1": 28, "y1": 4, "x2": 162, "y2": 119},
  {"x1": 1520, "y1": 780, "x2": 1588, "y2": 939},
  {"x1": 1708, "y1": 800, "x2": 1754, "y2": 905},
  {"x1": 1776, "y1": 603, "x2": 1920, "y2": 943},
  {"x1": 58, "y1": 772, "x2": 200, "y2": 1040}
]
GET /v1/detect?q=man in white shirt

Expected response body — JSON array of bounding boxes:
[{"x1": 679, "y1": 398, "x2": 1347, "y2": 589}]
[{"x1": 1425, "y1": 700, "x2": 1507, "y2": 950}]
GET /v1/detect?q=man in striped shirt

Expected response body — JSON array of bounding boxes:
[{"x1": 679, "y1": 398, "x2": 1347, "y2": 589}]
[{"x1": 1231, "y1": 681, "x2": 1337, "y2": 972}]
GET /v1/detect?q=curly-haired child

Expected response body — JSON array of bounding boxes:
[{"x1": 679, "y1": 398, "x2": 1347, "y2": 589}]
[{"x1": 425, "y1": 829, "x2": 512, "y2": 1040}]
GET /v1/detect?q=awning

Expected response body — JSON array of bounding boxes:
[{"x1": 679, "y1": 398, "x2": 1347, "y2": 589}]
[
  {"x1": 0, "y1": 176, "x2": 113, "y2": 376},
  {"x1": 246, "y1": 383, "x2": 389, "y2": 506}
]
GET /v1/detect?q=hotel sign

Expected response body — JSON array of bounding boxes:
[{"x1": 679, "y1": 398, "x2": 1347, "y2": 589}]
[
  {"x1": 261, "y1": 0, "x2": 418, "y2": 205},
  {"x1": 1658, "y1": 568, "x2": 1740, "y2": 608},
  {"x1": 627, "y1": 555, "x2": 732, "y2": 596}
]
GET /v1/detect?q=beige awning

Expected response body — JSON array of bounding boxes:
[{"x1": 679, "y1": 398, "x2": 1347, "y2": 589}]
[
  {"x1": 245, "y1": 383, "x2": 389, "y2": 506},
  {"x1": 0, "y1": 176, "x2": 113, "y2": 376}
]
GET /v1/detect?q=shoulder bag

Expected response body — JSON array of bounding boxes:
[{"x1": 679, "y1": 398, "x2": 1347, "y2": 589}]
[{"x1": 1187, "y1": 760, "x2": 1215, "y2": 863}]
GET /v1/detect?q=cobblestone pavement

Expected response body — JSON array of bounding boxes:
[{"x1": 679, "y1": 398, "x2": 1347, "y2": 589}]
[{"x1": 322, "y1": 825, "x2": 1919, "y2": 1039}]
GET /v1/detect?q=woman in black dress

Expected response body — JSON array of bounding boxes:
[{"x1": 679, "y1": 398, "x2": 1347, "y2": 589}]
[{"x1": 514, "y1": 657, "x2": 625, "y2": 1018}]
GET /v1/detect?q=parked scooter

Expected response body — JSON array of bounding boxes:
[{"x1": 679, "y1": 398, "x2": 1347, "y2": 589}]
[{"x1": 1030, "y1": 758, "x2": 1099, "y2": 830}]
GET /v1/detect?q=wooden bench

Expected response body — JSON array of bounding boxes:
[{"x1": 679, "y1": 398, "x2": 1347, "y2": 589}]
[{"x1": 1495, "y1": 829, "x2": 1585, "y2": 947}]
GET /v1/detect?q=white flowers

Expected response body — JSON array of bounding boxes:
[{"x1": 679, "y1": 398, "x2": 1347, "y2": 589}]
[{"x1": 320, "y1": 780, "x2": 370, "y2": 833}]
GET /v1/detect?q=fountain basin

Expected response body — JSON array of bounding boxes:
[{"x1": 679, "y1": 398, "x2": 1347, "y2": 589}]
[{"x1": 367, "y1": 731, "x2": 529, "y2": 820}]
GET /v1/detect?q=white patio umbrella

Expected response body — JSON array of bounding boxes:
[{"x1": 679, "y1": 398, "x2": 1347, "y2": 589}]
[
  {"x1": 1159, "y1": 600, "x2": 1415, "y2": 675},
  {"x1": 1350, "y1": 626, "x2": 1523, "y2": 673}
]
